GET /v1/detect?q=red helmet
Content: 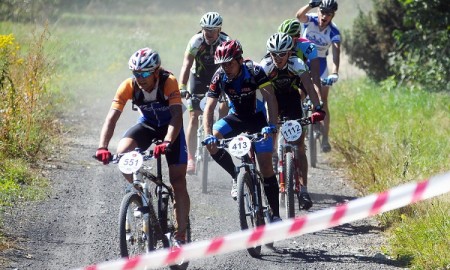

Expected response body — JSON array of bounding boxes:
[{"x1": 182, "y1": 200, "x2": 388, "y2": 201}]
[{"x1": 214, "y1": 40, "x2": 243, "y2": 64}]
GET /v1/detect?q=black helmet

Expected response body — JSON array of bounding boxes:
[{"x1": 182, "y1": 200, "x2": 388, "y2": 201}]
[{"x1": 320, "y1": 0, "x2": 338, "y2": 12}]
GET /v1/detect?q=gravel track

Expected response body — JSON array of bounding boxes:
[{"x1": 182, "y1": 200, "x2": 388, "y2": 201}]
[{"x1": 0, "y1": 94, "x2": 405, "y2": 270}]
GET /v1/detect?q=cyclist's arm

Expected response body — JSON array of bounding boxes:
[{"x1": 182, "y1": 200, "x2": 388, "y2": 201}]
[
  {"x1": 203, "y1": 97, "x2": 218, "y2": 135},
  {"x1": 165, "y1": 104, "x2": 183, "y2": 143},
  {"x1": 296, "y1": 4, "x2": 311, "y2": 23},
  {"x1": 259, "y1": 83, "x2": 278, "y2": 126},
  {"x1": 179, "y1": 53, "x2": 195, "y2": 88},
  {"x1": 331, "y1": 42, "x2": 340, "y2": 75},
  {"x1": 300, "y1": 72, "x2": 321, "y2": 108},
  {"x1": 98, "y1": 109, "x2": 121, "y2": 149}
]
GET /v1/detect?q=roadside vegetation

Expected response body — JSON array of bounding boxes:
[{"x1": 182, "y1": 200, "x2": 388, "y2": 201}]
[{"x1": 0, "y1": 0, "x2": 449, "y2": 269}]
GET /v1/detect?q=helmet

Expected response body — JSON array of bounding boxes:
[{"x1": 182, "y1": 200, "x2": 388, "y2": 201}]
[
  {"x1": 128, "y1": 48, "x2": 161, "y2": 72},
  {"x1": 266, "y1": 33, "x2": 293, "y2": 52},
  {"x1": 320, "y1": 0, "x2": 338, "y2": 12},
  {"x1": 200, "y1": 12, "x2": 223, "y2": 28},
  {"x1": 277, "y1": 19, "x2": 301, "y2": 37},
  {"x1": 214, "y1": 40, "x2": 243, "y2": 64}
]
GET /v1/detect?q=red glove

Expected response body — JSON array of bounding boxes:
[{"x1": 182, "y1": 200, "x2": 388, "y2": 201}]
[
  {"x1": 311, "y1": 109, "x2": 326, "y2": 123},
  {"x1": 95, "y1": 147, "x2": 111, "y2": 165},
  {"x1": 153, "y1": 141, "x2": 171, "y2": 158}
]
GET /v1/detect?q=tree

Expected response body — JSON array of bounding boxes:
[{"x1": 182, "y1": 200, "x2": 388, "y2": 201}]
[{"x1": 343, "y1": 0, "x2": 450, "y2": 91}]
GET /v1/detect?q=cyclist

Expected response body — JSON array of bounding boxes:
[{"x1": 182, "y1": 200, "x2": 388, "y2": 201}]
[
  {"x1": 296, "y1": 0, "x2": 341, "y2": 152},
  {"x1": 179, "y1": 11, "x2": 231, "y2": 174},
  {"x1": 261, "y1": 32, "x2": 325, "y2": 210},
  {"x1": 277, "y1": 18, "x2": 322, "y2": 101},
  {"x1": 202, "y1": 40, "x2": 282, "y2": 222},
  {"x1": 95, "y1": 48, "x2": 190, "y2": 245}
]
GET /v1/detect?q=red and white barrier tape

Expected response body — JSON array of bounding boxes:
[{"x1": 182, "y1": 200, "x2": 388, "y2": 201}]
[{"x1": 75, "y1": 171, "x2": 450, "y2": 270}]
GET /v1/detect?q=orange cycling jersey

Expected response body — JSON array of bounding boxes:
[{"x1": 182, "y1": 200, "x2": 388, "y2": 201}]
[{"x1": 111, "y1": 71, "x2": 181, "y2": 127}]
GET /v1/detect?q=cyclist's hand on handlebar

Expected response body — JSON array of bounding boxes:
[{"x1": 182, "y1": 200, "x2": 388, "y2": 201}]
[
  {"x1": 261, "y1": 124, "x2": 277, "y2": 139},
  {"x1": 327, "y1": 73, "x2": 339, "y2": 84},
  {"x1": 180, "y1": 89, "x2": 190, "y2": 99},
  {"x1": 95, "y1": 147, "x2": 111, "y2": 165},
  {"x1": 153, "y1": 141, "x2": 171, "y2": 158},
  {"x1": 202, "y1": 134, "x2": 218, "y2": 145},
  {"x1": 311, "y1": 106, "x2": 326, "y2": 123}
]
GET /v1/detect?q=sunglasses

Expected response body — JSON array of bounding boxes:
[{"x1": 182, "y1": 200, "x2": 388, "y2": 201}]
[
  {"x1": 133, "y1": 71, "x2": 153, "y2": 79},
  {"x1": 270, "y1": 52, "x2": 288, "y2": 58},
  {"x1": 203, "y1": 27, "x2": 219, "y2": 32},
  {"x1": 320, "y1": 9, "x2": 335, "y2": 16}
]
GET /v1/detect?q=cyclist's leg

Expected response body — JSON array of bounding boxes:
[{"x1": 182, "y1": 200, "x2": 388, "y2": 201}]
[
  {"x1": 318, "y1": 57, "x2": 331, "y2": 151},
  {"x1": 297, "y1": 131, "x2": 308, "y2": 188},
  {"x1": 166, "y1": 129, "x2": 190, "y2": 242},
  {"x1": 186, "y1": 108, "x2": 201, "y2": 172},
  {"x1": 118, "y1": 123, "x2": 156, "y2": 183},
  {"x1": 255, "y1": 136, "x2": 280, "y2": 219}
]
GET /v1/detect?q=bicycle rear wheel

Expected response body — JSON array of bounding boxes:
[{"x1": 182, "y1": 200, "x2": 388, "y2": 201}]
[
  {"x1": 118, "y1": 192, "x2": 152, "y2": 257},
  {"x1": 285, "y1": 152, "x2": 296, "y2": 218},
  {"x1": 237, "y1": 171, "x2": 263, "y2": 257},
  {"x1": 308, "y1": 123, "x2": 318, "y2": 168}
]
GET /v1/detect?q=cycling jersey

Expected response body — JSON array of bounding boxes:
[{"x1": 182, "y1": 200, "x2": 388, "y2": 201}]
[
  {"x1": 302, "y1": 13, "x2": 341, "y2": 58},
  {"x1": 185, "y1": 32, "x2": 230, "y2": 84},
  {"x1": 111, "y1": 69, "x2": 182, "y2": 127},
  {"x1": 207, "y1": 60, "x2": 271, "y2": 116},
  {"x1": 294, "y1": 37, "x2": 318, "y2": 62},
  {"x1": 260, "y1": 55, "x2": 308, "y2": 120}
]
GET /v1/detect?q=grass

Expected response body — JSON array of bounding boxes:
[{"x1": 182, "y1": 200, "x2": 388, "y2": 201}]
[{"x1": 330, "y1": 77, "x2": 450, "y2": 269}]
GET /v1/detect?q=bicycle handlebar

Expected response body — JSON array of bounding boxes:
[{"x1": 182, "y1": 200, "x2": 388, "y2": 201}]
[{"x1": 277, "y1": 116, "x2": 313, "y2": 127}]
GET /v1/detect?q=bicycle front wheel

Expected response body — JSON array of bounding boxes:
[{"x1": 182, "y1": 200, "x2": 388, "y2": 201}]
[
  {"x1": 118, "y1": 192, "x2": 151, "y2": 258},
  {"x1": 308, "y1": 123, "x2": 318, "y2": 168},
  {"x1": 237, "y1": 171, "x2": 263, "y2": 257},
  {"x1": 285, "y1": 152, "x2": 296, "y2": 218}
]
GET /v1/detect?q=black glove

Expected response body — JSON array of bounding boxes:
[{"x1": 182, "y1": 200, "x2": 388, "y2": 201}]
[{"x1": 309, "y1": 0, "x2": 322, "y2": 8}]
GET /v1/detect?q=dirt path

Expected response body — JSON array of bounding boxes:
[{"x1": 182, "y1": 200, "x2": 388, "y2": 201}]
[{"x1": 0, "y1": 86, "x2": 404, "y2": 270}]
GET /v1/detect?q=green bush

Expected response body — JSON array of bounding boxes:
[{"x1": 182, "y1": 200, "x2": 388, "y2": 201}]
[{"x1": 343, "y1": 0, "x2": 450, "y2": 91}]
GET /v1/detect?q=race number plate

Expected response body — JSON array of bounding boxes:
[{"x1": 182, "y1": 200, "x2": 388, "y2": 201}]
[
  {"x1": 118, "y1": 151, "x2": 144, "y2": 174},
  {"x1": 281, "y1": 120, "x2": 302, "y2": 142},
  {"x1": 229, "y1": 135, "x2": 252, "y2": 157}
]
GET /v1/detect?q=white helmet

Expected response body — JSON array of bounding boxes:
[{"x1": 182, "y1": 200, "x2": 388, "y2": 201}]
[
  {"x1": 200, "y1": 12, "x2": 223, "y2": 28},
  {"x1": 128, "y1": 48, "x2": 161, "y2": 72},
  {"x1": 266, "y1": 32, "x2": 294, "y2": 52}
]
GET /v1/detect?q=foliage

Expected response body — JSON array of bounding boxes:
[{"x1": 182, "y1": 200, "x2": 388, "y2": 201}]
[
  {"x1": 392, "y1": 0, "x2": 450, "y2": 91},
  {"x1": 0, "y1": 29, "x2": 60, "y2": 161},
  {"x1": 331, "y1": 78, "x2": 450, "y2": 269},
  {"x1": 343, "y1": 0, "x2": 450, "y2": 91},
  {"x1": 389, "y1": 200, "x2": 450, "y2": 269}
]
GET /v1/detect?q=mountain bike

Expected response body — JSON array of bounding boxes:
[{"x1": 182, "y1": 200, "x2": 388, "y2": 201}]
[
  {"x1": 216, "y1": 132, "x2": 274, "y2": 257},
  {"x1": 114, "y1": 142, "x2": 191, "y2": 270},
  {"x1": 182, "y1": 90, "x2": 227, "y2": 193},
  {"x1": 276, "y1": 116, "x2": 313, "y2": 218},
  {"x1": 304, "y1": 78, "x2": 333, "y2": 168}
]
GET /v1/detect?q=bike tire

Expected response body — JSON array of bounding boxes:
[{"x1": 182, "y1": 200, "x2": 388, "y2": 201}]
[
  {"x1": 309, "y1": 123, "x2": 318, "y2": 168},
  {"x1": 237, "y1": 171, "x2": 262, "y2": 257},
  {"x1": 201, "y1": 147, "x2": 209, "y2": 194},
  {"x1": 119, "y1": 192, "x2": 152, "y2": 257},
  {"x1": 285, "y1": 152, "x2": 296, "y2": 218}
]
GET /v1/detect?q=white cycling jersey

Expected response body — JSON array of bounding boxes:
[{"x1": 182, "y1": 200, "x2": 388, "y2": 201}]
[
  {"x1": 260, "y1": 55, "x2": 309, "y2": 78},
  {"x1": 302, "y1": 13, "x2": 341, "y2": 58}
]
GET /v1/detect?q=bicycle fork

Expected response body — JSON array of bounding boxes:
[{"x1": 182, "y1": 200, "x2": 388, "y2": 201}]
[{"x1": 277, "y1": 139, "x2": 301, "y2": 194}]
